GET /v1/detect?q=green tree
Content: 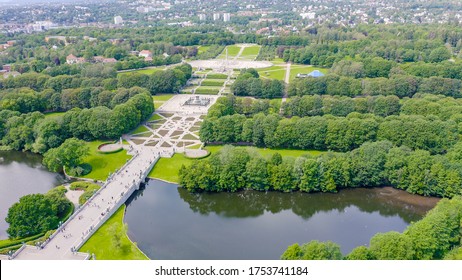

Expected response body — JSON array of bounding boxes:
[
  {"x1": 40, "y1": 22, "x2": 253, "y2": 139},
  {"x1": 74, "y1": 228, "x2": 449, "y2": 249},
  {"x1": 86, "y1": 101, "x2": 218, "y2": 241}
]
[
  {"x1": 369, "y1": 231, "x2": 414, "y2": 260},
  {"x1": 244, "y1": 156, "x2": 269, "y2": 191},
  {"x1": 428, "y1": 47, "x2": 452, "y2": 63},
  {"x1": 45, "y1": 186, "x2": 71, "y2": 216},
  {"x1": 346, "y1": 246, "x2": 374, "y2": 260},
  {"x1": 405, "y1": 197, "x2": 462, "y2": 260},
  {"x1": 280, "y1": 243, "x2": 302, "y2": 260},
  {"x1": 43, "y1": 138, "x2": 90, "y2": 172},
  {"x1": 281, "y1": 240, "x2": 343, "y2": 260},
  {"x1": 6, "y1": 194, "x2": 59, "y2": 238}
]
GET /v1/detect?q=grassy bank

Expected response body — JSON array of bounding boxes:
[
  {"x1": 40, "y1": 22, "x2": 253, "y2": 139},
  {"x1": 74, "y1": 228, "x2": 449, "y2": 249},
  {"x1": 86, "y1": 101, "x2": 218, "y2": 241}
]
[
  {"x1": 81, "y1": 141, "x2": 132, "y2": 181},
  {"x1": 79, "y1": 205, "x2": 148, "y2": 260},
  {"x1": 148, "y1": 153, "x2": 194, "y2": 183}
]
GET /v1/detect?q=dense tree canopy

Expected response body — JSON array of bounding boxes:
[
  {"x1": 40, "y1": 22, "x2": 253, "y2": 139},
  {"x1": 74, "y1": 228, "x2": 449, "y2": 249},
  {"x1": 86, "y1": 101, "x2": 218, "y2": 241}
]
[
  {"x1": 6, "y1": 194, "x2": 58, "y2": 239},
  {"x1": 179, "y1": 143, "x2": 462, "y2": 198},
  {"x1": 43, "y1": 138, "x2": 89, "y2": 173},
  {"x1": 280, "y1": 241, "x2": 343, "y2": 260}
]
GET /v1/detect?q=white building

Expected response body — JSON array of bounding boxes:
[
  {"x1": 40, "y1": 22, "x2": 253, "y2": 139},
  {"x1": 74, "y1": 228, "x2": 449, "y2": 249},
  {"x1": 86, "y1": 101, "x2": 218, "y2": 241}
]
[
  {"x1": 114, "y1": 16, "x2": 123, "y2": 25},
  {"x1": 213, "y1": 13, "x2": 220, "y2": 21},
  {"x1": 223, "y1": 13, "x2": 231, "y2": 22},
  {"x1": 199, "y1": 14, "x2": 206, "y2": 21},
  {"x1": 300, "y1": 12, "x2": 316, "y2": 20}
]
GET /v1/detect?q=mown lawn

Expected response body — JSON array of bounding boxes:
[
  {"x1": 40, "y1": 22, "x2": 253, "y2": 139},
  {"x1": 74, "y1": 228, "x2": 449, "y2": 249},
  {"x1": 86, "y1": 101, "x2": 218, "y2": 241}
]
[
  {"x1": 81, "y1": 141, "x2": 132, "y2": 181},
  {"x1": 148, "y1": 114, "x2": 163, "y2": 121},
  {"x1": 240, "y1": 46, "x2": 261, "y2": 59},
  {"x1": 148, "y1": 153, "x2": 196, "y2": 183},
  {"x1": 205, "y1": 145, "x2": 324, "y2": 159},
  {"x1": 256, "y1": 148, "x2": 324, "y2": 158},
  {"x1": 194, "y1": 86, "x2": 220, "y2": 95},
  {"x1": 153, "y1": 94, "x2": 175, "y2": 108},
  {"x1": 131, "y1": 125, "x2": 149, "y2": 134},
  {"x1": 258, "y1": 65, "x2": 287, "y2": 81},
  {"x1": 289, "y1": 65, "x2": 329, "y2": 82},
  {"x1": 271, "y1": 58, "x2": 286, "y2": 64},
  {"x1": 121, "y1": 67, "x2": 165, "y2": 75},
  {"x1": 197, "y1": 45, "x2": 210, "y2": 54},
  {"x1": 153, "y1": 94, "x2": 175, "y2": 102},
  {"x1": 79, "y1": 205, "x2": 148, "y2": 260},
  {"x1": 217, "y1": 45, "x2": 241, "y2": 59},
  {"x1": 201, "y1": 79, "x2": 225, "y2": 86}
]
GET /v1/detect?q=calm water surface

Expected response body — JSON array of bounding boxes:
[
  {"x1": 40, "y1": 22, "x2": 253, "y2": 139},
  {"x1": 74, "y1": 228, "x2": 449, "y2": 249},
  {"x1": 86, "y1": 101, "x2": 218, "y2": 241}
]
[
  {"x1": 125, "y1": 179, "x2": 439, "y2": 260},
  {"x1": 0, "y1": 151, "x2": 65, "y2": 239}
]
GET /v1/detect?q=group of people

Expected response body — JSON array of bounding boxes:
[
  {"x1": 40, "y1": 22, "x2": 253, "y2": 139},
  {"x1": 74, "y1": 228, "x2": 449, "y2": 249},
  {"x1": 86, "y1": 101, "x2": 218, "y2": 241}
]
[{"x1": 40, "y1": 146, "x2": 161, "y2": 256}]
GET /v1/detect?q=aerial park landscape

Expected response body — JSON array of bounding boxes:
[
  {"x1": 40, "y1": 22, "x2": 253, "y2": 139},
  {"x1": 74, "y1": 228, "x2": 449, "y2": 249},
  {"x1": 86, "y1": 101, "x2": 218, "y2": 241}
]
[{"x1": 0, "y1": 0, "x2": 462, "y2": 266}]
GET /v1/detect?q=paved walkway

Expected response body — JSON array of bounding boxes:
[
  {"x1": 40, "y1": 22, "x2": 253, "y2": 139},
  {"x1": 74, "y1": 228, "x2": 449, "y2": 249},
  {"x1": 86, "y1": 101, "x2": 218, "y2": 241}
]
[
  {"x1": 12, "y1": 146, "x2": 159, "y2": 260},
  {"x1": 64, "y1": 185, "x2": 84, "y2": 207},
  {"x1": 6, "y1": 90, "x2": 218, "y2": 260},
  {"x1": 233, "y1": 45, "x2": 246, "y2": 61},
  {"x1": 280, "y1": 63, "x2": 291, "y2": 114},
  {"x1": 130, "y1": 113, "x2": 203, "y2": 151}
]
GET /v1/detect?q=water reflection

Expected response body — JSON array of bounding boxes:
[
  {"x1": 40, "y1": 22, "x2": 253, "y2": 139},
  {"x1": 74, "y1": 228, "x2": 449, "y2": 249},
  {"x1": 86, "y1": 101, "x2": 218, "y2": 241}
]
[
  {"x1": 177, "y1": 187, "x2": 438, "y2": 223},
  {"x1": 0, "y1": 151, "x2": 65, "y2": 239},
  {"x1": 125, "y1": 179, "x2": 438, "y2": 260}
]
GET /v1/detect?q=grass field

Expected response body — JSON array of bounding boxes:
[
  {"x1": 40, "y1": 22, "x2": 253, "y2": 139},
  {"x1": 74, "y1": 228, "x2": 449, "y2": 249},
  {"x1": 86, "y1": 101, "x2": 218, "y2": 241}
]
[
  {"x1": 289, "y1": 65, "x2": 329, "y2": 82},
  {"x1": 271, "y1": 58, "x2": 285, "y2": 64},
  {"x1": 131, "y1": 125, "x2": 149, "y2": 134},
  {"x1": 81, "y1": 141, "x2": 132, "y2": 181},
  {"x1": 197, "y1": 45, "x2": 210, "y2": 54},
  {"x1": 153, "y1": 94, "x2": 175, "y2": 108},
  {"x1": 194, "y1": 86, "x2": 221, "y2": 95},
  {"x1": 148, "y1": 153, "x2": 197, "y2": 183},
  {"x1": 240, "y1": 46, "x2": 261, "y2": 60},
  {"x1": 148, "y1": 114, "x2": 163, "y2": 122},
  {"x1": 153, "y1": 94, "x2": 175, "y2": 102},
  {"x1": 258, "y1": 65, "x2": 287, "y2": 81},
  {"x1": 148, "y1": 145, "x2": 325, "y2": 183},
  {"x1": 217, "y1": 45, "x2": 242, "y2": 59},
  {"x1": 205, "y1": 145, "x2": 324, "y2": 159},
  {"x1": 206, "y1": 73, "x2": 228, "y2": 79},
  {"x1": 121, "y1": 67, "x2": 165, "y2": 75},
  {"x1": 79, "y1": 205, "x2": 148, "y2": 260},
  {"x1": 201, "y1": 79, "x2": 225, "y2": 86}
]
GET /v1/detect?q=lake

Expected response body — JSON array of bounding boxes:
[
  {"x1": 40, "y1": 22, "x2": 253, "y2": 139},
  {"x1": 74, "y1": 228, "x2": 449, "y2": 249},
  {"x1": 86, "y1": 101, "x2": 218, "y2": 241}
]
[
  {"x1": 0, "y1": 151, "x2": 65, "y2": 240},
  {"x1": 124, "y1": 179, "x2": 439, "y2": 260}
]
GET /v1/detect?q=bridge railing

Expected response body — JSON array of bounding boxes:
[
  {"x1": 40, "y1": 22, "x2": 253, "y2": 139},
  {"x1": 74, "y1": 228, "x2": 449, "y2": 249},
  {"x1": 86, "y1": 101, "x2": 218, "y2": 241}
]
[
  {"x1": 11, "y1": 148, "x2": 159, "y2": 259},
  {"x1": 74, "y1": 154, "x2": 160, "y2": 251},
  {"x1": 40, "y1": 153, "x2": 140, "y2": 249}
]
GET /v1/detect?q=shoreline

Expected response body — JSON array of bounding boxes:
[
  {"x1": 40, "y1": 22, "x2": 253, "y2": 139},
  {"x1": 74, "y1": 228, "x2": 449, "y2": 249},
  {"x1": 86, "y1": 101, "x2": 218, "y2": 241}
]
[
  {"x1": 148, "y1": 176, "x2": 444, "y2": 204},
  {"x1": 121, "y1": 205, "x2": 150, "y2": 260}
]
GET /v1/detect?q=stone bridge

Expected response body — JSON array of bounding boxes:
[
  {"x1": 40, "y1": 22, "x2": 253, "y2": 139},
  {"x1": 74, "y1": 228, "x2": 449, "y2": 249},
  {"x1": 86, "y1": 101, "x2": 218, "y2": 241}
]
[
  {"x1": 4, "y1": 93, "x2": 217, "y2": 260},
  {"x1": 9, "y1": 146, "x2": 171, "y2": 260}
]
